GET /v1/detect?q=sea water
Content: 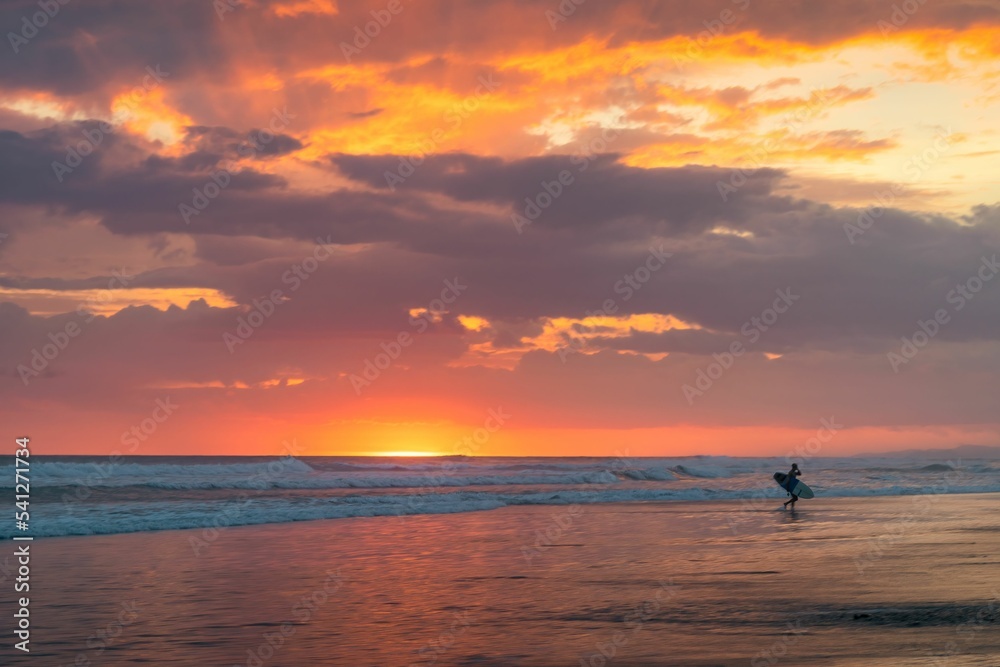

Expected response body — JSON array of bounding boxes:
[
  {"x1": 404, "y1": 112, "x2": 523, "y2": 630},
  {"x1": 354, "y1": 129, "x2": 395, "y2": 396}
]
[{"x1": 2, "y1": 454, "x2": 997, "y2": 539}]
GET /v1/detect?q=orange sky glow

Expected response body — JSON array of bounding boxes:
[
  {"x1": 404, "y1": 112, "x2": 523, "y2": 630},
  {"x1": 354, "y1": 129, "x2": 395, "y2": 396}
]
[{"x1": 2, "y1": 0, "x2": 999, "y2": 456}]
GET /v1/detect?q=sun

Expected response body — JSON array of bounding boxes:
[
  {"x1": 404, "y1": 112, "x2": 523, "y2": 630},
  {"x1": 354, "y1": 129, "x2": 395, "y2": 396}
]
[{"x1": 371, "y1": 450, "x2": 442, "y2": 457}]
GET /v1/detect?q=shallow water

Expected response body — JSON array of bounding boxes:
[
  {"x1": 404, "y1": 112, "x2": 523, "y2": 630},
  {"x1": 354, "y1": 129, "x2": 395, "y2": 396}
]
[{"x1": 1, "y1": 494, "x2": 998, "y2": 665}]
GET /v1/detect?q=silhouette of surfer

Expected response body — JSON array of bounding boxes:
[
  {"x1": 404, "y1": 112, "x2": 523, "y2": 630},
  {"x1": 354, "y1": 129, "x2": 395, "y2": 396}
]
[{"x1": 783, "y1": 463, "x2": 801, "y2": 509}]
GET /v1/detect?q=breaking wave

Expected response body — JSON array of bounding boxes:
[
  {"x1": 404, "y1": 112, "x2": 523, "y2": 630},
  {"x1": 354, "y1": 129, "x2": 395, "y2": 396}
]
[{"x1": 2, "y1": 454, "x2": 998, "y2": 538}]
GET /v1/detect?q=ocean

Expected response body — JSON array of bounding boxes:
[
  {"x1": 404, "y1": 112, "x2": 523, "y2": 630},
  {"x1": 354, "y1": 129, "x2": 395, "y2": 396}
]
[{"x1": 3, "y1": 454, "x2": 997, "y2": 540}]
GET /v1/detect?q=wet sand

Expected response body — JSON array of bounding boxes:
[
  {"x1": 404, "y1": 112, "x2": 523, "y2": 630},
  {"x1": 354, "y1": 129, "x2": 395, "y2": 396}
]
[{"x1": 2, "y1": 494, "x2": 999, "y2": 666}]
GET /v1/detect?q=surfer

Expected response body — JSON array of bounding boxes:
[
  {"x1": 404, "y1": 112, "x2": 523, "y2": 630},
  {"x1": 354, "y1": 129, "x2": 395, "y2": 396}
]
[{"x1": 783, "y1": 463, "x2": 801, "y2": 509}]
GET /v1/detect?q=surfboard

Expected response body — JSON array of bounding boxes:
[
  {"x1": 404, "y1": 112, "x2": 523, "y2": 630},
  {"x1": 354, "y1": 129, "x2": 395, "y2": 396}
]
[{"x1": 773, "y1": 472, "x2": 815, "y2": 499}]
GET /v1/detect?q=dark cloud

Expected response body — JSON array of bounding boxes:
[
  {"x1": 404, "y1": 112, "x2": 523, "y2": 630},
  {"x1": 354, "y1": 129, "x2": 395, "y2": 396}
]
[
  {"x1": 3, "y1": 0, "x2": 996, "y2": 108},
  {"x1": 332, "y1": 152, "x2": 789, "y2": 232},
  {"x1": 347, "y1": 108, "x2": 384, "y2": 119},
  {"x1": 0, "y1": 0, "x2": 229, "y2": 97},
  {"x1": 1, "y1": 126, "x2": 998, "y2": 351},
  {"x1": 182, "y1": 125, "x2": 304, "y2": 159}
]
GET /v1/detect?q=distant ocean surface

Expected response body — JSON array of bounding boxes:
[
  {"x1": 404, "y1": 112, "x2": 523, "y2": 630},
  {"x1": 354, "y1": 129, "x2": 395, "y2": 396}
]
[{"x1": 3, "y1": 455, "x2": 999, "y2": 539}]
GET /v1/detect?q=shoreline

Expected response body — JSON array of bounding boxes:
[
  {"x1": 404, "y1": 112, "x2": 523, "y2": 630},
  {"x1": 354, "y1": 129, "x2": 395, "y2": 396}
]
[{"x1": 5, "y1": 488, "x2": 999, "y2": 543}]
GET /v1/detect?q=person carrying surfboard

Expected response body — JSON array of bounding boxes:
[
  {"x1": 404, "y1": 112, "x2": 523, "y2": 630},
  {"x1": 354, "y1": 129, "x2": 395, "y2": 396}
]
[{"x1": 783, "y1": 463, "x2": 802, "y2": 509}]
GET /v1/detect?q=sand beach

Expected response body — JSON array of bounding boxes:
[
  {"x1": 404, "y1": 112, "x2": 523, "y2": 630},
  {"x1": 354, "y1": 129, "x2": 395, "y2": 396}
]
[{"x1": 4, "y1": 493, "x2": 998, "y2": 666}]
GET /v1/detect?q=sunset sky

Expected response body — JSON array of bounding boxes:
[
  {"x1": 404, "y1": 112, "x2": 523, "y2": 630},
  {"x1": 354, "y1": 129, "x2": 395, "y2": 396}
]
[{"x1": 2, "y1": 0, "x2": 999, "y2": 457}]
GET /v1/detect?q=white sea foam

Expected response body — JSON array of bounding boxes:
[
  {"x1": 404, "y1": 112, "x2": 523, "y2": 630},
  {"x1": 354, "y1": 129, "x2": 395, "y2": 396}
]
[
  {"x1": 672, "y1": 464, "x2": 731, "y2": 478},
  {"x1": 2, "y1": 455, "x2": 997, "y2": 538},
  {"x1": 7, "y1": 480, "x2": 1000, "y2": 539},
  {"x1": 0, "y1": 458, "x2": 316, "y2": 487}
]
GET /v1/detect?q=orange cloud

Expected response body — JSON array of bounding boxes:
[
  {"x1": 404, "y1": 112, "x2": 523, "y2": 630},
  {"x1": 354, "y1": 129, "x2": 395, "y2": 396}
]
[
  {"x1": 114, "y1": 87, "x2": 194, "y2": 148},
  {"x1": 653, "y1": 82, "x2": 876, "y2": 133},
  {"x1": 297, "y1": 65, "x2": 518, "y2": 157},
  {"x1": 270, "y1": 0, "x2": 338, "y2": 18},
  {"x1": 452, "y1": 313, "x2": 702, "y2": 370},
  {"x1": 0, "y1": 288, "x2": 237, "y2": 317}
]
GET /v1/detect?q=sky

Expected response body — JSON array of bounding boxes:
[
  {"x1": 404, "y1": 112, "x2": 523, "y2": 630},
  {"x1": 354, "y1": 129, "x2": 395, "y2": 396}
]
[{"x1": 1, "y1": 0, "x2": 999, "y2": 457}]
